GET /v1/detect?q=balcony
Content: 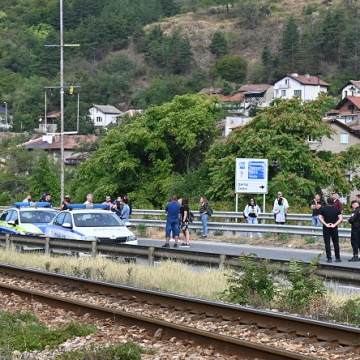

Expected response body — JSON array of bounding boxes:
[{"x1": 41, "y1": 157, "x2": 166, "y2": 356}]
[{"x1": 277, "y1": 83, "x2": 290, "y2": 89}]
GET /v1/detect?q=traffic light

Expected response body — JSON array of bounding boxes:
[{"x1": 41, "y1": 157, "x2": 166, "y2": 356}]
[{"x1": 69, "y1": 87, "x2": 74, "y2": 95}]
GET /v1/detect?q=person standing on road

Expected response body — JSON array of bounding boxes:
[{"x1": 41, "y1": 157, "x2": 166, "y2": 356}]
[
  {"x1": 332, "y1": 193, "x2": 343, "y2": 212},
  {"x1": 162, "y1": 195, "x2": 181, "y2": 248},
  {"x1": 84, "y1": 194, "x2": 93, "y2": 205},
  {"x1": 348, "y1": 200, "x2": 360, "y2": 262},
  {"x1": 120, "y1": 197, "x2": 130, "y2": 223},
  {"x1": 310, "y1": 194, "x2": 323, "y2": 227},
  {"x1": 180, "y1": 197, "x2": 190, "y2": 247},
  {"x1": 244, "y1": 198, "x2": 261, "y2": 224},
  {"x1": 273, "y1": 198, "x2": 286, "y2": 225},
  {"x1": 199, "y1": 196, "x2": 210, "y2": 239},
  {"x1": 274, "y1": 191, "x2": 289, "y2": 222},
  {"x1": 319, "y1": 197, "x2": 343, "y2": 263}
]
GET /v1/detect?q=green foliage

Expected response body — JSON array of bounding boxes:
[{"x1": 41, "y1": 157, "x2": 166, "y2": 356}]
[
  {"x1": 278, "y1": 232, "x2": 291, "y2": 242},
  {"x1": 54, "y1": 342, "x2": 148, "y2": 360},
  {"x1": 280, "y1": 16, "x2": 299, "y2": 71},
  {"x1": 235, "y1": 0, "x2": 271, "y2": 29},
  {"x1": 328, "y1": 298, "x2": 360, "y2": 326},
  {"x1": 223, "y1": 253, "x2": 277, "y2": 306},
  {"x1": 70, "y1": 94, "x2": 223, "y2": 206},
  {"x1": 213, "y1": 230, "x2": 224, "y2": 236},
  {"x1": 280, "y1": 255, "x2": 326, "y2": 312},
  {"x1": 0, "y1": 311, "x2": 95, "y2": 354},
  {"x1": 305, "y1": 236, "x2": 316, "y2": 244},
  {"x1": 209, "y1": 31, "x2": 228, "y2": 57},
  {"x1": 205, "y1": 95, "x2": 359, "y2": 204},
  {"x1": 214, "y1": 55, "x2": 247, "y2": 83},
  {"x1": 136, "y1": 224, "x2": 147, "y2": 237}
]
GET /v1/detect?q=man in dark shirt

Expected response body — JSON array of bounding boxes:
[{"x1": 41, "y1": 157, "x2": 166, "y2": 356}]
[
  {"x1": 162, "y1": 195, "x2": 181, "y2": 248},
  {"x1": 310, "y1": 194, "x2": 323, "y2": 226},
  {"x1": 319, "y1": 197, "x2": 343, "y2": 263},
  {"x1": 348, "y1": 200, "x2": 360, "y2": 262}
]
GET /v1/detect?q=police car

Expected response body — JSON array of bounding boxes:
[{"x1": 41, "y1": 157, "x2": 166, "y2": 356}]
[
  {"x1": 44, "y1": 204, "x2": 138, "y2": 245},
  {"x1": 0, "y1": 202, "x2": 57, "y2": 236}
]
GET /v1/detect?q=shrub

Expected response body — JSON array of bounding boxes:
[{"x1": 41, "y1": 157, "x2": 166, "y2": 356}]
[
  {"x1": 279, "y1": 254, "x2": 326, "y2": 312},
  {"x1": 136, "y1": 224, "x2": 147, "y2": 237},
  {"x1": 278, "y1": 232, "x2": 291, "y2": 242},
  {"x1": 213, "y1": 230, "x2": 223, "y2": 236},
  {"x1": 222, "y1": 253, "x2": 277, "y2": 306}
]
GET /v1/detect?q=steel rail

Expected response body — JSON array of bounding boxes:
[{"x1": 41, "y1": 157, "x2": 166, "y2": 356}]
[
  {"x1": 0, "y1": 281, "x2": 316, "y2": 360},
  {"x1": 0, "y1": 263, "x2": 359, "y2": 348}
]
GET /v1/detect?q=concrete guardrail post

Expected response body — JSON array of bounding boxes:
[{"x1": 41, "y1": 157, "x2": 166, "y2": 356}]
[
  {"x1": 5, "y1": 234, "x2": 10, "y2": 251},
  {"x1": 44, "y1": 237, "x2": 50, "y2": 255},
  {"x1": 148, "y1": 247, "x2": 155, "y2": 266},
  {"x1": 219, "y1": 254, "x2": 226, "y2": 270},
  {"x1": 91, "y1": 241, "x2": 97, "y2": 257}
]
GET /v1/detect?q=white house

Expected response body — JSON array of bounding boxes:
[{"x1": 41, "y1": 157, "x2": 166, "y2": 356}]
[
  {"x1": 273, "y1": 74, "x2": 330, "y2": 102},
  {"x1": 89, "y1": 105, "x2": 122, "y2": 127},
  {"x1": 340, "y1": 80, "x2": 360, "y2": 100}
]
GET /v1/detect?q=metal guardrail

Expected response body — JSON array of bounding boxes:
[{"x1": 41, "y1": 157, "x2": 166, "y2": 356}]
[{"x1": 129, "y1": 219, "x2": 351, "y2": 238}]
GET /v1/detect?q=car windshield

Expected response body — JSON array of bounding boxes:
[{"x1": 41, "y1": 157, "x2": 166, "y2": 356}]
[
  {"x1": 74, "y1": 213, "x2": 124, "y2": 227},
  {"x1": 20, "y1": 210, "x2": 57, "y2": 224}
]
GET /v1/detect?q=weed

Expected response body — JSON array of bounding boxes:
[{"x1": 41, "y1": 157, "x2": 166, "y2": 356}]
[
  {"x1": 305, "y1": 237, "x2": 316, "y2": 244},
  {"x1": 136, "y1": 224, "x2": 147, "y2": 237},
  {"x1": 279, "y1": 254, "x2": 326, "y2": 312},
  {"x1": 126, "y1": 267, "x2": 133, "y2": 286},
  {"x1": 263, "y1": 232, "x2": 272, "y2": 239},
  {"x1": 45, "y1": 262, "x2": 51, "y2": 272},
  {"x1": 278, "y1": 232, "x2": 291, "y2": 242},
  {"x1": 0, "y1": 311, "x2": 95, "y2": 354},
  {"x1": 83, "y1": 267, "x2": 92, "y2": 279},
  {"x1": 222, "y1": 253, "x2": 277, "y2": 307},
  {"x1": 329, "y1": 298, "x2": 360, "y2": 326},
  {"x1": 213, "y1": 230, "x2": 223, "y2": 236},
  {"x1": 54, "y1": 342, "x2": 150, "y2": 359}
]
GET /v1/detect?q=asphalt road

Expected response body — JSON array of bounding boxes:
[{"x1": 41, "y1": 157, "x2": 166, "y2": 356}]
[{"x1": 138, "y1": 238, "x2": 360, "y2": 269}]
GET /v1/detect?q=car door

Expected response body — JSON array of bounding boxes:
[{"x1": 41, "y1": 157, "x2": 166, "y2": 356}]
[{"x1": 47, "y1": 212, "x2": 66, "y2": 238}]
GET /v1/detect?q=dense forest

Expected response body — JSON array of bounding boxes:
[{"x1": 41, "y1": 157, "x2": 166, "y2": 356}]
[
  {"x1": 2, "y1": 0, "x2": 360, "y2": 208},
  {"x1": 0, "y1": 0, "x2": 358, "y2": 133}
]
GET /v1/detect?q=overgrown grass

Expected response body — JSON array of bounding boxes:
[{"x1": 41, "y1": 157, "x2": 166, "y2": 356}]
[
  {"x1": 0, "y1": 311, "x2": 95, "y2": 357},
  {"x1": 54, "y1": 342, "x2": 152, "y2": 360}
]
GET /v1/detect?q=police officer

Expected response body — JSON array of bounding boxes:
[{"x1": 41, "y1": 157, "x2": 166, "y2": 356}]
[{"x1": 348, "y1": 200, "x2": 360, "y2": 262}]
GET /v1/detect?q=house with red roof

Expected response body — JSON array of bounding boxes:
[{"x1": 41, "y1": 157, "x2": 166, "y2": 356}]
[
  {"x1": 273, "y1": 73, "x2": 330, "y2": 102},
  {"x1": 327, "y1": 96, "x2": 360, "y2": 124},
  {"x1": 21, "y1": 135, "x2": 98, "y2": 165},
  {"x1": 340, "y1": 80, "x2": 360, "y2": 100},
  {"x1": 237, "y1": 84, "x2": 274, "y2": 111}
]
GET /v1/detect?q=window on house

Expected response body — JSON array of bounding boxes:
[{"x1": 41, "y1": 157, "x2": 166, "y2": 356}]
[
  {"x1": 294, "y1": 90, "x2": 301, "y2": 97},
  {"x1": 308, "y1": 136, "x2": 317, "y2": 142},
  {"x1": 281, "y1": 90, "x2": 286, "y2": 97},
  {"x1": 344, "y1": 91, "x2": 348, "y2": 97},
  {"x1": 340, "y1": 133, "x2": 349, "y2": 143},
  {"x1": 96, "y1": 116, "x2": 102, "y2": 123},
  {"x1": 275, "y1": 90, "x2": 279, "y2": 96},
  {"x1": 285, "y1": 79, "x2": 289, "y2": 85}
]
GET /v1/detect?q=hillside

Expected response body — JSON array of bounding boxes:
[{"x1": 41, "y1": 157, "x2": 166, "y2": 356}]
[{"x1": 0, "y1": 0, "x2": 353, "y2": 132}]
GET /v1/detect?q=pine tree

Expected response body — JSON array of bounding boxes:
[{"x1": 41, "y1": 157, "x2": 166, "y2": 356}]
[
  {"x1": 281, "y1": 16, "x2": 300, "y2": 72},
  {"x1": 209, "y1": 31, "x2": 228, "y2": 58}
]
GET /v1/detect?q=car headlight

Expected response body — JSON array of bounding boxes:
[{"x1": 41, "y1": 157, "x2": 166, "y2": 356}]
[{"x1": 128, "y1": 234, "x2": 137, "y2": 241}]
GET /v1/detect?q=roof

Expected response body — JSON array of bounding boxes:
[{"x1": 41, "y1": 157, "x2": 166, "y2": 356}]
[
  {"x1": 91, "y1": 105, "x2": 122, "y2": 115},
  {"x1": 22, "y1": 135, "x2": 98, "y2": 151},
  {"x1": 199, "y1": 87, "x2": 223, "y2": 94},
  {"x1": 340, "y1": 80, "x2": 360, "y2": 91},
  {"x1": 218, "y1": 93, "x2": 244, "y2": 102},
  {"x1": 277, "y1": 74, "x2": 330, "y2": 87},
  {"x1": 117, "y1": 109, "x2": 143, "y2": 118},
  {"x1": 332, "y1": 96, "x2": 360, "y2": 112},
  {"x1": 237, "y1": 84, "x2": 272, "y2": 93},
  {"x1": 323, "y1": 118, "x2": 360, "y2": 138}
]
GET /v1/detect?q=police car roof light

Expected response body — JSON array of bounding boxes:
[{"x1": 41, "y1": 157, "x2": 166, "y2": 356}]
[
  {"x1": 67, "y1": 204, "x2": 110, "y2": 210},
  {"x1": 13, "y1": 202, "x2": 52, "y2": 208}
]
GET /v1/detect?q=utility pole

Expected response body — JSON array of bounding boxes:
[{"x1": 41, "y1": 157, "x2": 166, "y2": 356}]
[{"x1": 45, "y1": 0, "x2": 79, "y2": 202}]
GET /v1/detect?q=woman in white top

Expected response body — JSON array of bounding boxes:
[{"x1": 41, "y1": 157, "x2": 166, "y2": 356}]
[{"x1": 244, "y1": 198, "x2": 261, "y2": 224}]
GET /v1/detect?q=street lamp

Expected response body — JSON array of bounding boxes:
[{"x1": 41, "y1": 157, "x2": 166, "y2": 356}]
[{"x1": 3, "y1": 102, "x2": 7, "y2": 128}]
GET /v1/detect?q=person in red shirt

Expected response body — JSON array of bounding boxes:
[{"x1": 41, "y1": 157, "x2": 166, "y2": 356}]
[{"x1": 332, "y1": 193, "x2": 343, "y2": 212}]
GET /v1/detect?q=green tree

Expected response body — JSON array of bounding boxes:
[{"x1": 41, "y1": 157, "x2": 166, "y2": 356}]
[
  {"x1": 205, "y1": 95, "x2": 360, "y2": 204},
  {"x1": 69, "y1": 94, "x2": 223, "y2": 206},
  {"x1": 209, "y1": 31, "x2": 228, "y2": 58},
  {"x1": 214, "y1": 55, "x2": 247, "y2": 83},
  {"x1": 280, "y1": 16, "x2": 299, "y2": 72}
]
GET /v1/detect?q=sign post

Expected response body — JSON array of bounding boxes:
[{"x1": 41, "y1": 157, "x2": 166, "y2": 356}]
[{"x1": 235, "y1": 158, "x2": 268, "y2": 214}]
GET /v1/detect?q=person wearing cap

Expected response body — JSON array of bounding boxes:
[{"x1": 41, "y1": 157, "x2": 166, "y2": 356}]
[
  {"x1": 348, "y1": 200, "x2": 360, "y2": 262},
  {"x1": 60, "y1": 195, "x2": 71, "y2": 211}
]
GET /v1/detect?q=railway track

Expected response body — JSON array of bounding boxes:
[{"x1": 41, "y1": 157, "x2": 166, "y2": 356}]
[{"x1": 0, "y1": 263, "x2": 360, "y2": 359}]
